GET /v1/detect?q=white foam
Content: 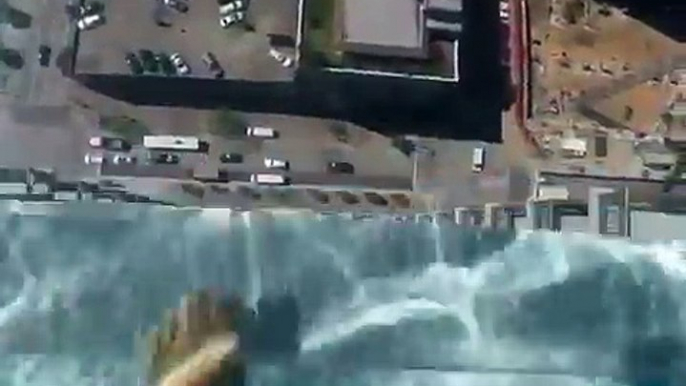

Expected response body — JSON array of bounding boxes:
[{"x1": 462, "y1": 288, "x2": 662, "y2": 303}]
[{"x1": 301, "y1": 298, "x2": 450, "y2": 351}]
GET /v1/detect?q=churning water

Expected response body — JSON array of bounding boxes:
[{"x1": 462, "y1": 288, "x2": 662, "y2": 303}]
[{"x1": 0, "y1": 202, "x2": 685, "y2": 386}]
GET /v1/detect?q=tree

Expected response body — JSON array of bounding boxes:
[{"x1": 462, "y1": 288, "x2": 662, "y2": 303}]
[
  {"x1": 391, "y1": 136, "x2": 416, "y2": 157},
  {"x1": 211, "y1": 110, "x2": 247, "y2": 138},
  {"x1": 0, "y1": 49, "x2": 23, "y2": 69},
  {"x1": 99, "y1": 115, "x2": 150, "y2": 141},
  {"x1": 329, "y1": 121, "x2": 350, "y2": 143},
  {"x1": 8, "y1": 7, "x2": 32, "y2": 29},
  {"x1": 561, "y1": 0, "x2": 585, "y2": 25}
]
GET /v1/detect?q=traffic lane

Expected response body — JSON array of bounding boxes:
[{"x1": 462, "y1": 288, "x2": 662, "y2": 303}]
[{"x1": 205, "y1": 170, "x2": 411, "y2": 190}]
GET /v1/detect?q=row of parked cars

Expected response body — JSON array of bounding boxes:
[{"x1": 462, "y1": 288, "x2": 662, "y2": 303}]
[{"x1": 124, "y1": 50, "x2": 225, "y2": 78}]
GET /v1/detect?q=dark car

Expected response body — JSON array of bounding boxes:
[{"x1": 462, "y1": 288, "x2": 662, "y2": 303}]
[
  {"x1": 219, "y1": 153, "x2": 243, "y2": 164},
  {"x1": 156, "y1": 53, "x2": 176, "y2": 75},
  {"x1": 138, "y1": 49, "x2": 159, "y2": 73},
  {"x1": 327, "y1": 161, "x2": 355, "y2": 174},
  {"x1": 124, "y1": 52, "x2": 144, "y2": 75},
  {"x1": 153, "y1": 153, "x2": 180, "y2": 164},
  {"x1": 89, "y1": 136, "x2": 132, "y2": 151},
  {"x1": 80, "y1": 1, "x2": 104, "y2": 16},
  {"x1": 201, "y1": 52, "x2": 224, "y2": 78},
  {"x1": 38, "y1": 45, "x2": 51, "y2": 67}
]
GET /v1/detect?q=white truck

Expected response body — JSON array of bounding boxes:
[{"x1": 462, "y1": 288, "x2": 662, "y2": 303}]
[
  {"x1": 246, "y1": 126, "x2": 277, "y2": 138},
  {"x1": 250, "y1": 174, "x2": 289, "y2": 185}
]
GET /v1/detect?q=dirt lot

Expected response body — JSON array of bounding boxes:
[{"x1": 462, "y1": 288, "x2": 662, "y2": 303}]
[
  {"x1": 74, "y1": 0, "x2": 299, "y2": 80},
  {"x1": 593, "y1": 81, "x2": 676, "y2": 134},
  {"x1": 530, "y1": 0, "x2": 681, "y2": 95}
]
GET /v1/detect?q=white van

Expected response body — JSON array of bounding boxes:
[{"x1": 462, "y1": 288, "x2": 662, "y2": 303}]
[
  {"x1": 250, "y1": 174, "x2": 289, "y2": 185},
  {"x1": 472, "y1": 147, "x2": 485, "y2": 172},
  {"x1": 264, "y1": 157, "x2": 289, "y2": 170},
  {"x1": 246, "y1": 126, "x2": 277, "y2": 138}
]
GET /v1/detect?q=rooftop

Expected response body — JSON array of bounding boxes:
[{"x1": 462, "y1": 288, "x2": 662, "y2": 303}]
[
  {"x1": 341, "y1": 0, "x2": 426, "y2": 58},
  {"x1": 74, "y1": 0, "x2": 299, "y2": 81}
]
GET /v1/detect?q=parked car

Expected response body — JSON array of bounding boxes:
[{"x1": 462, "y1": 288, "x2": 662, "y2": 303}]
[
  {"x1": 76, "y1": 13, "x2": 104, "y2": 30},
  {"x1": 327, "y1": 161, "x2": 354, "y2": 174},
  {"x1": 201, "y1": 52, "x2": 224, "y2": 78},
  {"x1": 268, "y1": 48, "x2": 293, "y2": 68},
  {"x1": 170, "y1": 53, "x2": 190, "y2": 75},
  {"x1": 220, "y1": 153, "x2": 243, "y2": 164},
  {"x1": 219, "y1": 13, "x2": 239, "y2": 28},
  {"x1": 138, "y1": 49, "x2": 159, "y2": 73},
  {"x1": 153, "y1": 153, "x2": 180, "y2": 164},
  {"x1": 164, "y1": 0, "x2": 189, "y2": 13},
  {"x1": 156, "y1": 53, "x2": 176, "y2": 75},
  {"x1": 264, "y1": 157, "x2": 289, "y2": 170},
  {"x1": 219, "y1": 0, "x2": 244, "y2": 14},
  {"x1": 113, "y1": 154, "x2": 136, "y2": 165},
  {"x1": 89, "y1": 136, "x2": 132, "y2": 151},
  {"x1": 125, "y1": 52, "x2": 144, "y2": 75},
  {"x1": 38, "y1": 45, "x2": 51, "y2": 67},
  {"x1": 84, "y1": 153, "x2": 105, "y2": 165}
]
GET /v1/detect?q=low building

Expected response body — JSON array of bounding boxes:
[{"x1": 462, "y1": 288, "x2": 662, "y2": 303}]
[{"x1": 341, "y1": 0, "x2": 428, "y2": 59}]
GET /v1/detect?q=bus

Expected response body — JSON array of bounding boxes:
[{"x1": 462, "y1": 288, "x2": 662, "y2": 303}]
[{"x1": 143, "y1": 135, "x2": 201, "y2": 152}]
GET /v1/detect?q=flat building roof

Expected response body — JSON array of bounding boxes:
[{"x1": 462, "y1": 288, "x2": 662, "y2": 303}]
[{"x1": 342, "y1": 0, "x2": 427, "y2": 58}]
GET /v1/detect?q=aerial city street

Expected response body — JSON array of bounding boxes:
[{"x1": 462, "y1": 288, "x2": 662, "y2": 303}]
[{"x1": 0, "y1": 0, "x2": 683, "y2": 238}]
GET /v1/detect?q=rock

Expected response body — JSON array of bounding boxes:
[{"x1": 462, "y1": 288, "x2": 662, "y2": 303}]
[{"x1": 145, "y1": 290, "x2": 246, "y2": 386}]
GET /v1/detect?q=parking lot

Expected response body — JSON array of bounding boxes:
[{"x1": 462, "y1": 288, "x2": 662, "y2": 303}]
[
  {"x1": 74, "y1": 0, "x2": 299, "y2": 80},
  {"x1": 0, "y1": 0, "x2": 75, "y2": 105}
]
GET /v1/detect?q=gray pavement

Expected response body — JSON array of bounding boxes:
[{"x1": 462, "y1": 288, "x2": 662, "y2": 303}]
[
  {"x1": 413, "y1": 139, "x2": 532, "y2": 209},
  {"x1": 0, "y1": 103, "x2": 98, "y2": 178}
]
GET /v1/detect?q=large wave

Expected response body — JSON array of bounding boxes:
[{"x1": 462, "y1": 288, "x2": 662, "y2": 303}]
[{"x1": 0, "y1": 204, "x2": 684, "y2": 386}]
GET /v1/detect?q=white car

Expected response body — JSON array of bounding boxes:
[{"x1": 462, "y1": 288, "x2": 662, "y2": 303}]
[
  {"x1": 113, "y1": 154, "x2": 136, "y2": 165},
  {"x1": 220, "y1": 11, "x2": 245, "y2": 28},
  {"x1": 170, "y1": 53, "x2": 190, "y2": 75},
  {"x1": 499, "y1": 1, "x2": 510, "y2": 20},
  {"x1": 84, "y1": 153, "x2": 105, "y2": 165},
  {"x1": 268, "y1": 48, "x2": 293, "y2": 68},
  {"x1": 264, "y1": 158, "x2": 289, "y2": 170},
  {"x1": 219, "y1": 0, "x2": 244, "y2": 14},
  {"x1": 77, "y1": 13, "x2": 104, "y2": 30}
]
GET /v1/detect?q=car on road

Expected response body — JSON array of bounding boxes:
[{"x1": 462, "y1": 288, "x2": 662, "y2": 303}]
[
  {"x1": 156, "y1": 53, "x2": 176, "y2": 75},
  {"x1": 164, "y1": 0, "x2": 189, "y2": 13},
  {"x1": 202, "y1": 52, "x2": 225, "y2": 79},
  {"x1": 268, "y1": 48, "x2": 293, "y2": 68},
  {"x1": 113, "y1": 154, "x2": 137, "y2": 165},
  {"x1": 139, "y1": 49, "x2": 159, "y2": 73},
  {"x1": 125, "y1": 52, "x2": 144, "y2": 75},
  {"x1": 38, "y1": 45, "x2": 51, "y2": 67},
  {"x1": 170, "y1": 53, "x2": 190, "y2": 75},
  {"x1": 89, "y1": 136, "x2": 132, "y2": 151},
  {"x1": 219, "y1": 153, "x2": 243, "y2": 163},
  {"x1": 246, "y1": 126, "x2": 277, "y2": 138},
  {"x1": 77, "y1": 13, "x2": 104, "y2": 30},
  {"x1": 153, "y1": 153, "x2": 180, "y2": 164},
  {"x1": 84, "y1": 153, "x2": 105, "y2": 165},
  {"x1": 264, "y1": 158, "x2": 289, "y2": 170},
  {"x1": 327, "y1": 161, "x2": 354, "y2": 174}
]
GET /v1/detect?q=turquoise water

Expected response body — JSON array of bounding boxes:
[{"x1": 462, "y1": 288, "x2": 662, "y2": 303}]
[{"x1": 0, "y1": 203, "x2": 684, "y2": 386}]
